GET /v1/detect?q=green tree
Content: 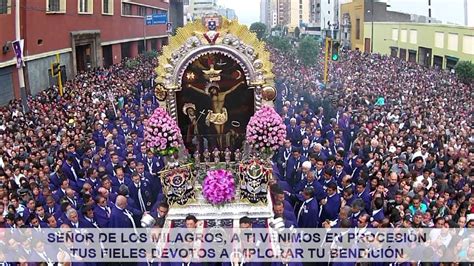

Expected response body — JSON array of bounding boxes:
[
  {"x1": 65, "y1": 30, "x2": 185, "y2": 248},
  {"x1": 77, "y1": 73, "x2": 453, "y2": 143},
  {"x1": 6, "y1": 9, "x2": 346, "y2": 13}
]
[
  {"x1": 455, "y1": 61, "x2": 474, "y2": 83},
  {"x1": 297, "y1": 36, "x2": 319, "y2": 66},
  {"x1": 125, "y1": 59, "x2": 140, "y2": 69},
  {"x1": 143, "y1": 50, "x2": 159, "y2": 60},
  {"x1": 268, "y1": 36, "x2": 292, "y2": 52},
  {"x1": 249, "y1": 22, "x2": 267, "y2": 40}
]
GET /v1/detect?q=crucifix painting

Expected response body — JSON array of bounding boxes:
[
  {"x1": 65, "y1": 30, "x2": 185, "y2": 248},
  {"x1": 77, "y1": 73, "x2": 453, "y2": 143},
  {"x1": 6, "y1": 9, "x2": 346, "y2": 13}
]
[{"x1": 176, "y1": 53, "x2": 254, "y2": 153}]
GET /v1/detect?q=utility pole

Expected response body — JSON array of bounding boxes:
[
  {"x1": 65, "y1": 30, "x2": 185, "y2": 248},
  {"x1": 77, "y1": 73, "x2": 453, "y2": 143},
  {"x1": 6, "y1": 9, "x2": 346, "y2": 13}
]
[
  {"x1": 465, "y1": 0, "x2": 468, "y2": 26},
  {"x1": 15, "y1": 0, "x2": 28, "y2": 112},
  {"x1": 371, "y1": 0, "x2": 374, "y2": 53},
  {"x1": 428, "y1": 0, "x2": 431, "y2": 23},
  {"x1": 143, "y1": 16, "x2": 147, "y2": 52},
  {"x1": 324, "y1": 37, "x2": 331, "y2": 84}
]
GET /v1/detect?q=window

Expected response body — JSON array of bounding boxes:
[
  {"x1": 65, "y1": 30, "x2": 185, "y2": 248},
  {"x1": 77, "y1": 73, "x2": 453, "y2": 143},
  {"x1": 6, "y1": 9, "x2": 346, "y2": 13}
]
[
  {"x1": 391, "y1": 28, "x2": 398, "y2": 41},
  {"x1": 399, "y1": 49, "x2": 407, "y2": 60},
  {"x1": 355, "y1": 18, "x2": 360, "y2": 40},
  {"x1": 78, "y1": 0, "x2": 93, "y2": 14},
  {"x1": 448, "y1": 33, "x2": 458, "y2": 51},
  {"x1": 408, "y1": 50, "x2": 417, "y2": 63},
  {"x1": 102, "y1": 0, "x2": 113, "y2": 14},
  {"x1": 390, "y1": 47, "x2": 398, "y2": 57},
  {"x1": 122, "y1": 3, "x2": 132, "y2": 15},
  {"x1": 409, "y1": 30, "x2": 417, "y2": 44},
  {"x1": 47, "y1": 0, "x2": 66, "y2": 12},
  {"x1": 462, "y1": 35, "x2": 474, "y2": 55},
  {"x1": 435, "y1": 32, "x2": 444, "y2": 48},
  {"x1": 138, "y1": 6, "x2": 146, "y2": 17},
  {"x1": 400, "y1": 29, "x2": 407, "y2": 42},
  {"x1": 48, "y1": 0, "x2": 60, "y2": 11},
  {"x1": 445, "y1": 56, "x2": 458, "y2": 69},
  {"x1": 0, "y1": 0, "x2": 11, "y2": 14}
]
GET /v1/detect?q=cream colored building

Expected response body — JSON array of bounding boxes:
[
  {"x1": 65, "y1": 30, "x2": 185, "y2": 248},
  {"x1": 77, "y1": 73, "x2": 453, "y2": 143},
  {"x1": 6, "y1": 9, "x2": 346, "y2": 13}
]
[
  {"x1": 187, "y1": 0, "x2": 218, "y2": 20},
  {"x1": 365, "y1": 22, "x2": 474, "y2": 69},
  {"x1": 289, "y1": 0, "x2": 311, "y2": 30},
  {"x1": 261, "y1": 0, "x2": 312, "y2": 32}
]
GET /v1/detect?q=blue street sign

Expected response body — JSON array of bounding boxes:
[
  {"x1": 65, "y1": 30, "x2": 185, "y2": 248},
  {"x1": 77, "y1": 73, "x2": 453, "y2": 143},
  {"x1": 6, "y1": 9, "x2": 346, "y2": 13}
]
[
  {"x1": 146, "y1": 15, "x2": 153, "y2": 25},
  {"x1": 152, "y1": 13, "x2": 167, "y2": 24},
  {"x1": 145, "y1": 13, "x2": 168, "y2": 25}
]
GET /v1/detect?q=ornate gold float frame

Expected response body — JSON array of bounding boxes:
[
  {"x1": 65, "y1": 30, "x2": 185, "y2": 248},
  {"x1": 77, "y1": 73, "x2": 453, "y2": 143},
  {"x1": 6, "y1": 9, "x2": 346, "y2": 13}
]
[{"x1": 154, "y1": 16, "x2": 277, "y2": 120}]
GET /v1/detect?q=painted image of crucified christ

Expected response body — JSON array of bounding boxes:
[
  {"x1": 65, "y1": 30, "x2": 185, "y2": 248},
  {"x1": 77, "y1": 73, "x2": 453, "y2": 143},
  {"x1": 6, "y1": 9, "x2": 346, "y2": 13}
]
[
  {"x1": 187, "y1": 80, "x2": 245, "y2": 148},
  {"x1": 177, "y1": 53, "x2": 255, "y2": 153}
]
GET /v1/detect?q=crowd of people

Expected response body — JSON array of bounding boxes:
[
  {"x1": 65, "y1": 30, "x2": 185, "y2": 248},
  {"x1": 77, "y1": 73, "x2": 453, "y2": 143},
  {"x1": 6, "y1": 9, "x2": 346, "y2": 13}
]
[
  {"x1": 0, "y1": 55, "x2": 170, "y2": 236},
  {"x1": 269, "y1": 46, "x2": 474, "y2": 259},
  {"x1": 0, "y1": 37, "x2": 472, "y2": 264}
]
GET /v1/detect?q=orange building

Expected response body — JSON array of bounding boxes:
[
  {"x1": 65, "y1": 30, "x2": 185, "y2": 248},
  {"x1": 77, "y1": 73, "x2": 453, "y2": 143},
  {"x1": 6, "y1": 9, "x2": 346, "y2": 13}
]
[{"x1": 0, "y1": 0, "x2": 176, "y2": 104}]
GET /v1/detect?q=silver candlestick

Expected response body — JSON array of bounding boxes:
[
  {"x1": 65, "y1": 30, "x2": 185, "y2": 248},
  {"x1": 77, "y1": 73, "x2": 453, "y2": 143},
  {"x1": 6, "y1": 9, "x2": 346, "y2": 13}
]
[
  {"x1": 212, "y1": 148, "x2": 220, "y2": 164},
  {"x1": 224, "y1": 148, "x2": 232, "y2": 166},
  {"x1": 234, "y1": 149, "x2": 242, "y2": 162},
  {"x1": 203, "y1": 149, "x2": 210, "y2": 170},
  {"x1": 193, "y1": 150, "x2": 201, "y2": 164}
]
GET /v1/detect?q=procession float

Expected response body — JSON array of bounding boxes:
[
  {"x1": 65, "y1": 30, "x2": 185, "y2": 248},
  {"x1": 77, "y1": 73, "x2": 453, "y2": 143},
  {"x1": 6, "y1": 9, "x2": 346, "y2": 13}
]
[{"x1": 147, "y1": 14, "x2": 283, "y2": 230}]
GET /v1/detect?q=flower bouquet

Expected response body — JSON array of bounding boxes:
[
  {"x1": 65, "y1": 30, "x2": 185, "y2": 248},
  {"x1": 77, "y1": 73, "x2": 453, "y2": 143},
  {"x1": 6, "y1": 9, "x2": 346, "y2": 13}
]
[
  {"x1": 202, "y1": 169, "x2": 236, "y2": 205},
  {"x1": 246, "y1": 106, "x2": 286, "y2": 157},
  {"x1": 144, "y1": 107, "x2": 183, "y2": 156}
]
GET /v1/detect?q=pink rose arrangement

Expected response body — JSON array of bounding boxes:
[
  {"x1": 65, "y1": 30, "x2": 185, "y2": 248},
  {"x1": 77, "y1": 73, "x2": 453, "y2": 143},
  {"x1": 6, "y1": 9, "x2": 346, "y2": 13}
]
[
  {"x1": 246, "y1": 106, "x2": 286, "y2": 152},
  {"x1": 202, "y1": 169, "x2": 236, "y2": 205},
  {"x1": 144, "y1": 107, "x2": 183, "y2": 156}
]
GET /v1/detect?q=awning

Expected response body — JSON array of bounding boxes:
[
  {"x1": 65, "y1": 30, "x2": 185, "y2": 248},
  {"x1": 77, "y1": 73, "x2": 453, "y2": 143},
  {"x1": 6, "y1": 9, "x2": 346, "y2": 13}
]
[{"x1": 445, "y1": 55, "x2": 459, "y2": 61}]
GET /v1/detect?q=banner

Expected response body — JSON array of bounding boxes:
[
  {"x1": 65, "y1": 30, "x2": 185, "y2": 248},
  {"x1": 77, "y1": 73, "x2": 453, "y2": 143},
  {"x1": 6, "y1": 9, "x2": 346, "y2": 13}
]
[
  {"x1": 160, "y1": 164, "x2": 195, "y2": 205},
  {"x1": 11, "y1": 39, "x2": 24, "y2": 69},
  {"x1": 1, "y1": 228, "x2": 473, "y2": 263},
  {"x1": 239, "y1": 159, "x2": 271, "y2": 204}
]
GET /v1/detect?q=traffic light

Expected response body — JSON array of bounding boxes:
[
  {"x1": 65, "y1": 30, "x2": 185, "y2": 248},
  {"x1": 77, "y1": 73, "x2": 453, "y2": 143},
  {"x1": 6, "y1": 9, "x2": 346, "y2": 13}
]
[
  {"x1": 51, "y1": 62, "x2": 60, "y2": 77},
  {"x1": 331, "y1": 41, "x2": 340, "y2": 61}
]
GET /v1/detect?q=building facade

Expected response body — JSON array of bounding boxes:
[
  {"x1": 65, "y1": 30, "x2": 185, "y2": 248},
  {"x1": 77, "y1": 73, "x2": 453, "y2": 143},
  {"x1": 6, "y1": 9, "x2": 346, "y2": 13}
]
[
  {"x1": 262, "y1": 0, "x2": 315, "y2": 34},
  {"x1": 320, "y1": 0, "x2": 339, "y2": 38},
  {"x1": 169, "y1": 0, "x2": 185, "y2": 29},
  {"x1": 260, "y1": 0, "x2": 268, "y2": 24},
  {"x1": 217, "y1": 6, "x2": 237, "y2": 20},
  {"x1": 276, "y1": 0, "x2": 291, "y2": 28},
  {"x1": 260, "y1": 0, "x2": 278, "y2": 29},
  {"x1": 184, "y1": 0, "x2": 236, "y2": 24},
  {"x1": 289, "y1": 0, "x2": 310, "y2": 31},
  {"x1": 340, "y1": 0, "x2": 366, "y2": 50},
  {"x1": 366, "y1": 22, "x2": 474, "y2": 69},
  {"x1": 0, "y1": 0, "x2": 170, "y2": 105},
  {"x1": 187, "y1": 0, "x2": 217, "y2": 20},
  {"x1": 340, "y1": 0, "x2": 411, "y2": 51}
]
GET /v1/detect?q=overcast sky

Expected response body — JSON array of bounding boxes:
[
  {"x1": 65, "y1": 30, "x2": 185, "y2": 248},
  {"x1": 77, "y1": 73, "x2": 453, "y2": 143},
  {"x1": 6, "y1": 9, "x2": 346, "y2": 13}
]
[
  {"x1": 217, "y1": 0, "x2": 473, "y2": 26},
  {"x1": 387, "y1": 0, "x2": 470, "y2": 25}
]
